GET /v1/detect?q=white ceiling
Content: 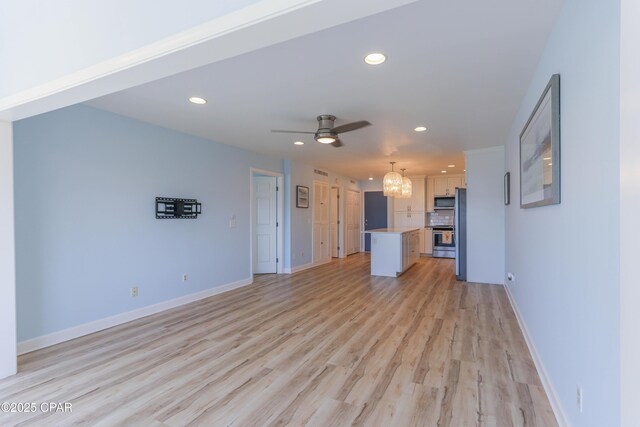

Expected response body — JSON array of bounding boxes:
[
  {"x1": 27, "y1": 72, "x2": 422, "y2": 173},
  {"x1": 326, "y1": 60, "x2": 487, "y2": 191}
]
[{"x1": 87, "y1": 0, "x2": 562, "y2": 180}]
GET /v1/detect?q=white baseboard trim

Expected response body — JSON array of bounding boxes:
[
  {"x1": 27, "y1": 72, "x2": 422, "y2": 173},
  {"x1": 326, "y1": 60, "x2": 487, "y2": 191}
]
[
  {"x1": 284, "y1": 259, "x2": 332, "y2": 274},
  {"x1": 17, "y1": 277, "x2": 253, "y2": 355},
  {"x1": 504, "y1": 284, "x2": 569, "y2": 427}
]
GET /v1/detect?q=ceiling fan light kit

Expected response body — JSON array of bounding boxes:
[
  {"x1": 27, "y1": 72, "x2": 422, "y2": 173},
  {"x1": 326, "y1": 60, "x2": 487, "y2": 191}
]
[{"x1": 383, "y1": 162, "x2": 403, "y2": 198}]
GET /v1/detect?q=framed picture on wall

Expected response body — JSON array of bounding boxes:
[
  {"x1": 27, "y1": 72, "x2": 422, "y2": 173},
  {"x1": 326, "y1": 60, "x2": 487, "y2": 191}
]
[
  {"x1": 296, "y1": 185, "x2": 309, "y2": 208},
  {"x1": 520, "y1": 74, "x2": 561, "y2": 208}
]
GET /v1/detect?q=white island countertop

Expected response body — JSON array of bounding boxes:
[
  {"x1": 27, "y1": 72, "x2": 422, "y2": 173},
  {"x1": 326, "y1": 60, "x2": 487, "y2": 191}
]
[{"x1": 363, "y1": 227, "x2": 421, "y2": 234}]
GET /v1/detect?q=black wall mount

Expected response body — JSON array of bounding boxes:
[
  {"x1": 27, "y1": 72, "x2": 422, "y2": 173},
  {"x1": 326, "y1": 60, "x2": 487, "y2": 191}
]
[{"x1": 156, "y1": 197, "x2": 202, "y2": 219}]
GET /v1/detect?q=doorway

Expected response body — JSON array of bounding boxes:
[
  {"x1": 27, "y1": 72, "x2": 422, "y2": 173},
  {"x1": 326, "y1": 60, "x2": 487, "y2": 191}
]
[
  {"x1": 251, "y1": 170, "x2": 284, "y2": 275},
  {"x1": 364, "y1": 191, "x2": 388, "y2": 252}
]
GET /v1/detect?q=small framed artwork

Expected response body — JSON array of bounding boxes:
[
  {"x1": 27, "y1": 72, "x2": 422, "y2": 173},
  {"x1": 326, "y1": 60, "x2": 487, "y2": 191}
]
[
  {"x1": 520, "y1": 74, "x2": 561, "y2": 208},
  {"x1": 504, "y1": 172, "x2": 511, "y2": 206},
  {"x1": 296, "y1": 185, "x2": 309, "y2": 208}
]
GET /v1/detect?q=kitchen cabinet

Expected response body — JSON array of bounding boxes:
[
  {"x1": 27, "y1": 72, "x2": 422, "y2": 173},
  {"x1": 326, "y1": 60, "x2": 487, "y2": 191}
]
[
  {"x1": 425, "y1": 178, "x2": 435, "y2": 212},
  {"x1": 433, "y1": 175, "x2": 464, "y2": 196},
  {"x1": 364, "y1": 228, "x2": 420, "y2": 277},
  {"x1": 393, "y1": 177, "x2": 425, "y2": 212},
  {"x1": 424, "y1": 228, "x2": 433, "y2": 254},
  {"x1": 394, "y1": 211, "x2": 426, "y2": 255}
]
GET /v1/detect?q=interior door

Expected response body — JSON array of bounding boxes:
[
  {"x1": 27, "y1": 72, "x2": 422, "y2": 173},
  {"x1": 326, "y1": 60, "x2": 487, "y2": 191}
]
[
  {"x1": 313, "y1": 181, "x2": 330, "y2": 264},
  {"x1": 253, "y1": 176, "x2": 277, "y2": 274},
  {"x1": 364, "y1": 191, "x2": 388, "y2": 251},
  {"x1": 346, "y1": 189, "x2": 360, "y2": 255},
  {"x1": 331, "y1": 187, "x2": 339, "y2": 258}
]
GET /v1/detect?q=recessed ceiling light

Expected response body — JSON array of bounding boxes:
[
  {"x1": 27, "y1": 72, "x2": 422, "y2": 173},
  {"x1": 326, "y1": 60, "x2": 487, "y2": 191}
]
[
  {"x1": 441, "y1": 170, "x2": 447, "y2": 173},
  {"x1": 364, "y1": 52, "x2": 386, "y2": 65},
  {"x1": 448, "y1": 164, "x2": 455, "y2": 168},
  {"x1": 368, "y1": 177, "x2": 374, "y2": 181},
  {"x1": 464, "y1": 169, "x2": 466, "y2": 172},
  {"x1": 294, "y1": 141, "x2": 304, "y2": 146},
  {"x1": 414, "y1": 126, "x2": 427, "y2": 132},
  {"x1": 543, "y1": 157, "x2": 552, "y2": 160},
  {"x1": 188, "y1": 96, "x2": 207, "y2": 105},
  {"x1": 548, "y1": 162, "x2": 553, "y2": 166}
]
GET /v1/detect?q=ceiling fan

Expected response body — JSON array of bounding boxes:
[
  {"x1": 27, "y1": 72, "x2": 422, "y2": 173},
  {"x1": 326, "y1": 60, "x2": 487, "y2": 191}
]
[{"x1": 271, "y1": 114, "x2": 371, "y2": 147}]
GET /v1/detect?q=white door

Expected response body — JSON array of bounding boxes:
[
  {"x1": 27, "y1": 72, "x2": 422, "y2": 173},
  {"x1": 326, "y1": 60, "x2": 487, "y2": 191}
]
[
  {"x1": 331, "y1": 187, "x2": 339, "y2": 258},
  {"x1": 346, "y1": 190, "x2": 360, "y2": 255},
  {"x1": 313, "y1": 181, "x2": 330, "y2": 264},
  {"x1": 253, "y1": 176, "x2": 277, "y2": 274}
]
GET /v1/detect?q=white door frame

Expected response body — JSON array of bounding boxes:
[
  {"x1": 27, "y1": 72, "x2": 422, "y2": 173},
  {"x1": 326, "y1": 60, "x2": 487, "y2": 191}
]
[
  {"x1": 330, "y1": 185, "x2": 341, "y2": 258},
  {"x1": 250, "y1": 168, "x2": 284, "y2": 275}
]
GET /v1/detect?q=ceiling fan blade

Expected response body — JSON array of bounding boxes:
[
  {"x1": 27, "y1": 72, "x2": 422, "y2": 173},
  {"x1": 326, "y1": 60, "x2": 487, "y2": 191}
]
[
  {"x1": 332, "y1": 120, "x2": 371, "y2": 134},
  {"x1": 331, "y1": 139, "x2": 344, "y2": 148},
  {"x1": 270, "y1": 130, "x2": 316, "y2": 134}
]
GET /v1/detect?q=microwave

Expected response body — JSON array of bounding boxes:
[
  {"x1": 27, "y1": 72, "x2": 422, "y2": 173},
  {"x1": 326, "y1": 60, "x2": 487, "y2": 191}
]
[{"x1": 434, "y1": 196, "x2": 455, "y2": 210}]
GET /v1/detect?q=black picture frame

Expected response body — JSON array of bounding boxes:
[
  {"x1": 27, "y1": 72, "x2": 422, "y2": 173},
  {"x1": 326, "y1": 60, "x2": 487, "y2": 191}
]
[
  {"x1": 504, "y1": 172, "x2": 511, "y2": 206},
  {"x1": 520, "y1": 74, "x2": 561, "y2": 208},
  {"x1": 296, "y1": 185, "x2": 309, "y2": 208}
]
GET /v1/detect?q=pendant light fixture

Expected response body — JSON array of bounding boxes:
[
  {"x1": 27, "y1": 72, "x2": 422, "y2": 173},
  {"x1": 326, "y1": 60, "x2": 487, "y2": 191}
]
[
  {"x1": 400, "y1": 168, "x2": 412, "y2": 198},
  {"x1": 383, "y1": 162, "x2": 403, "y2": 197}
]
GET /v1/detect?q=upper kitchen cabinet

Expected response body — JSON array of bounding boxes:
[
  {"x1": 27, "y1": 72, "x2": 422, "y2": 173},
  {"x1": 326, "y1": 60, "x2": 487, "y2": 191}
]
[
  {"x1": 394, "y1": 177, "x2": 425, "y2": 212},
  {"x1": 426, "y1": 177, "x2": 435, "y2": 212},
  {"x1": 433, "y1": 175, "x2": 465, "y2": 197}
]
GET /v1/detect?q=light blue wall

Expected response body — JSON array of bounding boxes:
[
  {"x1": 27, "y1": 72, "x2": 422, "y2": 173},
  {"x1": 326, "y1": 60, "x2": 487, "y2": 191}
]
[
  {"x1": 14, "y1": 104, "x2": 281, "y2": 341},
  {"x1": 465, "y1": 147, "x2": 505, "y2": 285},
  {"x1": 286, "y1": 161, "x2": 315, "y2": 268},
  {"x1": 505, "y1": 0, "x2": 620, "y2": 425}
]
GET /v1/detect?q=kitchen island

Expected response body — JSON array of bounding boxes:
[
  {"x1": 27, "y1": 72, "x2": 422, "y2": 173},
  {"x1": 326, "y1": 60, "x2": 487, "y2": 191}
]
[{"x1": 362, "y1": 228, "x2": 421, "y2": 277}]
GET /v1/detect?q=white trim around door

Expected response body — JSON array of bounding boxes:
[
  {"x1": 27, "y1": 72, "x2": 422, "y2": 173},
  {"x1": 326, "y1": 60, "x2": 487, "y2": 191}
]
[{"x1": 250, "y1": 168, "x2": 284, "y2": 275}]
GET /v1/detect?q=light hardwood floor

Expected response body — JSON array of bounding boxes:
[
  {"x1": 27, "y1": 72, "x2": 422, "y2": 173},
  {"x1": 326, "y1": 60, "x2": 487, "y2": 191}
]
[{"x1": 0, "y1": 254, "x2": 556, "y2": 427}]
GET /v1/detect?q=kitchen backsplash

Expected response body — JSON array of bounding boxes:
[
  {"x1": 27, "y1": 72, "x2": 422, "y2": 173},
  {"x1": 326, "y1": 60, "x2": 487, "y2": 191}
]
[{"x1": 427, "y1": 210, "x2": 454, "y2": 226}]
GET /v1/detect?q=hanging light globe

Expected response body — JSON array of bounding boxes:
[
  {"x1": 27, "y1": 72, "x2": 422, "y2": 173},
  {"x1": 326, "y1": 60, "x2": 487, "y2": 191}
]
[
  {"x1": 383, "y1": 162, "x2": 403, "y2": 197},
  {"x1": 400, "y1": 169, "x2": 412, "y2": 198}
]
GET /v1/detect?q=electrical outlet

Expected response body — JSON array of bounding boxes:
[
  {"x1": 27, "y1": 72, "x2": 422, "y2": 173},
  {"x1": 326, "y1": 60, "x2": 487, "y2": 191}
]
[
  {"x1": 182, "y1": 274, "x2": 188, "y2": 282},
  {"x1": 229, "y1": 214, "x2": 237, "y2": 229},
  {"x1": 130, "y1": 287, "x2": 138, "y2": 297},
  {"x1": 576, "y1": 387, "x2": 583, "y2": 413}
]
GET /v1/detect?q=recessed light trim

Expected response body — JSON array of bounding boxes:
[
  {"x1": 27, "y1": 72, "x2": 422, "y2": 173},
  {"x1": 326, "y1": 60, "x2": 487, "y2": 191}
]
[
  {"x1": 448, "y1": 164, "x2": 455, "y2": 168},
  {"x1": 188, "y1": 96, "x2": 207, "y2": 105},
  {"x1": 414, "y1": 126, "x2": 427, "y2": 132},
  {"x1": 368, "y1": 177, "x2": 374, "y2": 181},
  {"x1": 364, "y1": 52, "x2": 386, "y2": 65},
  {"x1": 441, "y1": 170, "x2": 447, "y2": 173},
  {"x1": 294, "y1": 141, "x2": 304, "y2": 146}
]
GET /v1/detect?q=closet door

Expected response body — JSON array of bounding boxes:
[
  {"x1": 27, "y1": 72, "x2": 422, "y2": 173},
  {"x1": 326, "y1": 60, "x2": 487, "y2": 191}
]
[{"x1": 313, "y1": 181, "x2": 330, "y2": 263}]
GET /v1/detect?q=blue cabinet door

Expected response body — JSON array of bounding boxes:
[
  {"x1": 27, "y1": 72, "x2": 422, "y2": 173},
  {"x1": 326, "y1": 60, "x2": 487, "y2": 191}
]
[{"x1": 364, "y1": 191, "x2": 388, "y2": 251}]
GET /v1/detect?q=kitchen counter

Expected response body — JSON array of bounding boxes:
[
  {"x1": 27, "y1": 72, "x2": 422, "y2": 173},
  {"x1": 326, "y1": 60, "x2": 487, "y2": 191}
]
[
  {"x1": 364, "y1": 227, "x2": 421, "y2": 234},
  {"x1": 362, "y1": 228, "x2": 421, "y2": 277}
]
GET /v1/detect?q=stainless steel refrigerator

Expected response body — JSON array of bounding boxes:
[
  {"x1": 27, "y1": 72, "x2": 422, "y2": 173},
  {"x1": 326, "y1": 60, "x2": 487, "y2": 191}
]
[{"x1": 455, "y1": 188, "x2": 467, "y2": 281}]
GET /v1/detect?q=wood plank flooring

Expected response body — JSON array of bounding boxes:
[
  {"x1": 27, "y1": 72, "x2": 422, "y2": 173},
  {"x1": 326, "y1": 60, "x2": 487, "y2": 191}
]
[{"x1": 0, "y1": 254, "x2": 557, "y2": 426}]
